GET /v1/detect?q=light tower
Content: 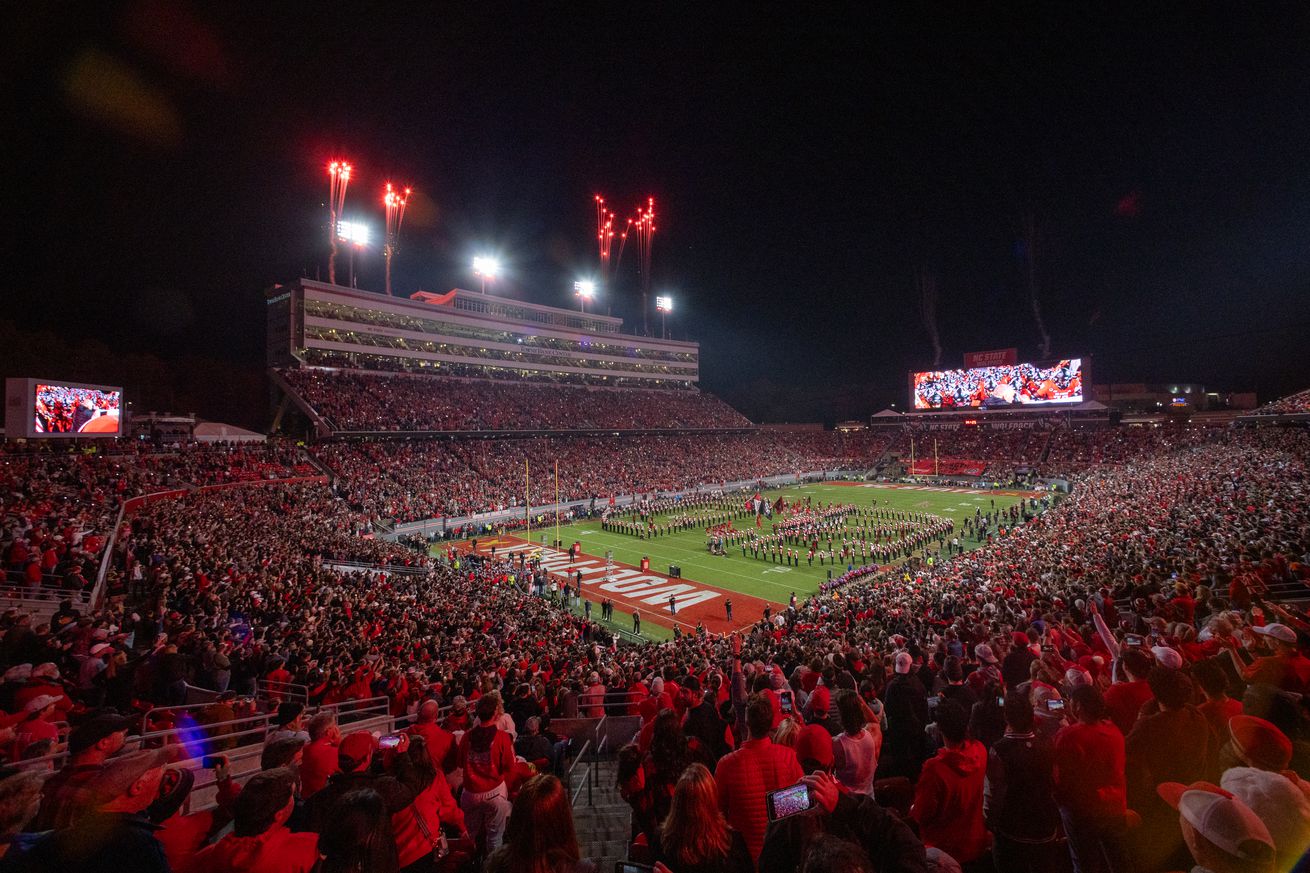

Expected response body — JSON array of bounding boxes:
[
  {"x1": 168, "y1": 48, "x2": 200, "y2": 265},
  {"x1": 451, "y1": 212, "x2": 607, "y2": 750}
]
[
  {"x1": 337, "y1": 220, "x2": 370, "y2": 288},
  {"x1": 472, "y1": 256, "x2": 499, "y2": 294},
  {"x1": 383, "y1": 183, "x2": 410, "y2": 297},
  {"x1": 327, "y1": 160, "x2": 353, "y2": 285},
  {"x1": 656, "y1": 295, "x2": 672, "y2": 339},
  {"x1": 574, "y1": 280, "x2": 596, "y2": 314}
]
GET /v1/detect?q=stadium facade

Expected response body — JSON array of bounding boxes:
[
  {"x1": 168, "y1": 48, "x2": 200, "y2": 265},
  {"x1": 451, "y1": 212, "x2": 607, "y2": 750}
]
[{"x1": 266, "y1": 279, "x2": 700, "y2": 388}]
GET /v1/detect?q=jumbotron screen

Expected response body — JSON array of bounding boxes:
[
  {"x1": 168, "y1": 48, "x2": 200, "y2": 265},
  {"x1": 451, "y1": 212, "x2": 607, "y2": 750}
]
[
  {"x1": 33, "y1": 383, "x2": 122, "y2": 435},
  {"x1": 912, "y1": 359, "x2": 1085, "y2": 410}
]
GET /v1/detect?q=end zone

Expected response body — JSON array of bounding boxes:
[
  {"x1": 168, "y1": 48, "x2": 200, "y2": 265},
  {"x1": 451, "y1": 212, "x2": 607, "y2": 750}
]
[{"x1": 457, "y1": 535, "x2": 776, "y2": 635}]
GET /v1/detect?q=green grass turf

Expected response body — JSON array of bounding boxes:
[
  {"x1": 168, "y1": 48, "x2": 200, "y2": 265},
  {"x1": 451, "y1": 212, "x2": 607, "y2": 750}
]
[{"x1": 513, "y1": 483, "x2": 1028, "y2": 608}]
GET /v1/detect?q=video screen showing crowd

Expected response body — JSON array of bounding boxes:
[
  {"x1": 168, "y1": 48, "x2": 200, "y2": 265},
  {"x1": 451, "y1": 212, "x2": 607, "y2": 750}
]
[
  {"x1": 912, "y1": 358, "x2": 1084, "y2": 410},
  {"x1": 32, "y1": 384, "x2": 122, "y2": 435}
]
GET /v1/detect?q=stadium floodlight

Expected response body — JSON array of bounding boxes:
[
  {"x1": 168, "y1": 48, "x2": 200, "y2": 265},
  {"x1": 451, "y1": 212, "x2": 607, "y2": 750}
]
[
  {"x1": 337, "y1": 221, "x2": 370, "y2": 246},
  {"x1": 336, "y1": 221, "x2": 370, "y2": 288},
  {"x1": 656, "y1": 295, "x2": 672, "y2": 338},
  {"x1": 473, "y1": 256, "x2": 500, "y2": 293},
  {"x1": 574, "y1": 279, "x2": 596, "y2": 313}
]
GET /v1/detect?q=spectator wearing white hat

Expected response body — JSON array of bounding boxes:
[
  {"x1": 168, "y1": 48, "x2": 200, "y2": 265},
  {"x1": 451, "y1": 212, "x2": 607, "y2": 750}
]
[
  {"x1": 1156, "y1": 781, "x2": 1276, "y2": 873},
  {"x1": 12, "y1": 664, "x2": 72, "y2": 718},
  {"x1": 78, "y1": 643, "x2": 114, "y2": 697},
  {"x1": 882, "y1": 651, "x2": 929, "y2": 780},
  {"x1": 1239, "y1": 623, "x2": 1310, "y2": 694},
  {"x1": 10, "y1": 695, "x2": 61, "y2": 760},
  {"x1": 1220, "y1": 767, "x2": 1310, "y2": 870}
]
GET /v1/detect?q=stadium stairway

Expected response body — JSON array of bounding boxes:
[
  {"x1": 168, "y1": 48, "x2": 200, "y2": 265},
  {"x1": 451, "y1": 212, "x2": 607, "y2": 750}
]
[{"x1": 571, "y1": 757, "x2": 631, "y2": 869}]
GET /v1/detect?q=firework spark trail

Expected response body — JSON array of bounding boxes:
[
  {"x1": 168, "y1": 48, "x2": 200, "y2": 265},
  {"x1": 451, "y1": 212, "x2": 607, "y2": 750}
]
[
  {"x1": 327, "y1": 160, "x2": 352, "y2": 285},
  {"x1": 383, "y1": 182, "x2": 411, "y2": 296},
  {"x1": 1023, "y1": 213, "x2": 1052, "y2": 359},
  {"x1": 634, "y1": 198, "x2": 656, "y2": 334},
  {"x1": 917, "y1": 269, "x2": 942, "y2": 369},
  {"x1": 594, "y1": 195, "x2": 613, "y2": 284}
]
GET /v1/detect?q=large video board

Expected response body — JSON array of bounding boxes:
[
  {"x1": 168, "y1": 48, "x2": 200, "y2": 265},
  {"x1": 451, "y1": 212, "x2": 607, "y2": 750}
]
[
  {"x1": 5, "y1": 378, "x2": 124, "y2": 438},
  {"x1": 911, "y1": 359, "x2": 1085, "y2": 410}
]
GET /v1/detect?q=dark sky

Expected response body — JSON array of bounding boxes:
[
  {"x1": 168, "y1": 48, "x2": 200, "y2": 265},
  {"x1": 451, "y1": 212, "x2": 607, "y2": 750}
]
[{"x1": 7, "y1": 3, "x2": 1310, "y2": 422}]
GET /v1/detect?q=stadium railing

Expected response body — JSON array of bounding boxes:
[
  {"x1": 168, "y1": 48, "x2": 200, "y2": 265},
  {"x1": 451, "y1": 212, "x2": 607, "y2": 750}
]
[
  {"x1": 567, "y1": 738, "x2": 593, "y2": 808},
  {"x1": 256, "y1": 679, "x2": 310, "y2": 704},
  {"x1": 0, "y1": 580, "x2": 93, "y2": 625},
  {"x1": 90, "y1": 500, "x2": 127, "y2": 610}
]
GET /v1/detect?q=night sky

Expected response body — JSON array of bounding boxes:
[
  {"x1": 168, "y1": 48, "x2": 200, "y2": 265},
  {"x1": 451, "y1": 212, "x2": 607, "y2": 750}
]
[{"x1": 8, "y1": 4, "x2": 1310, "y2": 425}]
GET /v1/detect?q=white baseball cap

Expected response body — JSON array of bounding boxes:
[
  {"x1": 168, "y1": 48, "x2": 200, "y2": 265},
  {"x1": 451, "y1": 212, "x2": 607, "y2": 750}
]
[{"x1": 1252, "y1": 623, "x2": 1297, "y2": 645}]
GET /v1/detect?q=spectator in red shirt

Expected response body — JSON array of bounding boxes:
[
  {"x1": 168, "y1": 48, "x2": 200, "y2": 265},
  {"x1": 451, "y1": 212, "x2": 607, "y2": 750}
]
[
  {"x1": 191, "y1": 768, "x2": 318, "y2": 873},
  {"x1": 406, "y1": 699, "x2": 457, "y2": 773},
  {"x1": 1241, "y1": 622, "x2": 1310, "y2": 694},
  {"x1": 458, "y1": 695, "x2": 516, "y2": 850},
  {"x1": 299, "y1": 711, "x2": 341, "y2": 799},
  {"x1": 714, "y1": 694, "x2": 803, "y2": 863},
  {"x1": 1193, "y1": 659, "x2": 1244, "y2": 740},
  {"x1": 1103, "y1": 648, "x2": 1154, "y2": 735},
  {"x1": 1124, "y1": 667, "x2": 1214, "y2": 870},
  {"x1": 10, "y1": 695, "x2": 60, "y2": 760},
  {"x1": 910, "y1": 700, "x2": 989, "y2": 867},
  {"x1": 1053, "y1": 686, "x2": 1129, "y2": 873}
]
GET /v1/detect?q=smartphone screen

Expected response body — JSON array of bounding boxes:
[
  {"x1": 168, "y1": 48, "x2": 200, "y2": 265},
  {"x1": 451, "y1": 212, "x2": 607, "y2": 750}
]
[
  {"x1": 766, "y1": 782, "x2": 813, "y2": 821},
  {"x1": 1045, "y1": 699, "x2": 1065, "y2": 712},
  {"x1": 378, "y1": 734, "x2": 402, "y2": 749},
  {"x1": 614, "y1": 864, "x2": 654, "y2": 873},
  {"x1": 779, "y1": 691, "x2": 793, "y2": 713}
]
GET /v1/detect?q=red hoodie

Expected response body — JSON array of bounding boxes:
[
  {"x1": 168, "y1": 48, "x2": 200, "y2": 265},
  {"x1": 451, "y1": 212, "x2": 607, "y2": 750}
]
[
  {"x1": 458, "y1": 726, "x2": 515, "y2": 794},
  {"x1": 1052, "y1": 719, "x2": 1127, "y2": 821},
  {"x1": 911, "y1": 739, "x2": 989, "y2": 864},
  {"x1": 190, "y1": 825, "x2": 318, "y2": 873}
]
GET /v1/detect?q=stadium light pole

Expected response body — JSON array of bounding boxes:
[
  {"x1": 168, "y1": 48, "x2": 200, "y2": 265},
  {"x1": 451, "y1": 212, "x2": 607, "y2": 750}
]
[
  {"x1": 338, "y1": 220, "x2": 370, "y2": 288},
  {"x1": 656, "y1": 295, "x2": 672, "y2": 339},
  {"x1": 574, "y1": 280, "x2": 596, "y2": 314},
  {"x1": 473, "y1": 256, "x2": 499, "y2": 294}
]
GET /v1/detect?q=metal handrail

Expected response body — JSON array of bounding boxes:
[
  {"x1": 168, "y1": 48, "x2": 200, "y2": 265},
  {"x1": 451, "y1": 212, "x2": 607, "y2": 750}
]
[
  {"x1": 257, "y1": 679, "x2": 310, "y2": 703},
  {"x1": 91, "y1": 500, "x2": 127, "y2": 609},
  {"x1": 565, "y1": 739, "x2": 591, "y2": 776},
  {"x1": 570, "y1": 764, "x2": 593, "y2": 807},
  {"x1": 0, "y1": 581, "x2": 92, "y2": 603}
]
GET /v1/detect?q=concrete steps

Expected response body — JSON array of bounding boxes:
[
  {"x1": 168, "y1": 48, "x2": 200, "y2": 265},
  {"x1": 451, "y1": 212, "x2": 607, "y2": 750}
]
[{"x1": 573, "y1": 758, "x2": 632, "y2": 869}]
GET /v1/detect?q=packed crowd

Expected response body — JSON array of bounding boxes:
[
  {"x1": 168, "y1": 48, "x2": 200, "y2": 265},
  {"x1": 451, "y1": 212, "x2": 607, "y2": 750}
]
[
  {"x1": 1, "y1": 442, "x2": 317, "y2": 593},
  {"x1": 283, "y1": 369, "x2": 752, "y2": 433},
  {"x1": 314, "y1": 432, "x2": 877, "y2": 524},
  {"x1": 1039, "y1": 425, "x2": 1218, "y2": 475},
  {"x1": 1254, "y1": 387, "x2": 1310, "y2": 417},
  {"x1": 0, "y1": 424, "x2": 1306, "y2": 872}
]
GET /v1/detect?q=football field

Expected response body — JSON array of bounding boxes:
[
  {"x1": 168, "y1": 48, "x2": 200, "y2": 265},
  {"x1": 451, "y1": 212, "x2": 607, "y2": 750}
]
[{"x1": 452, "y1": 481, "x2": 1037, "y2": 641}]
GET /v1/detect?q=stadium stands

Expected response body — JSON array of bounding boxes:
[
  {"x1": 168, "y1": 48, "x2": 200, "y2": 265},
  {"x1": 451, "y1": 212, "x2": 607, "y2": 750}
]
[
  {"x1": 1253, "y1": 386, "x2": 1310, "y2": 417},
  {"x1": 1, "y1": 424, "x2": 1309, "y2": 873},
  {"x1": 314, "y1": 431, "x2": 891, "y2": 523},
  {"x1": 282, "y1": 369, "x2": 751, "y2": 433}
]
